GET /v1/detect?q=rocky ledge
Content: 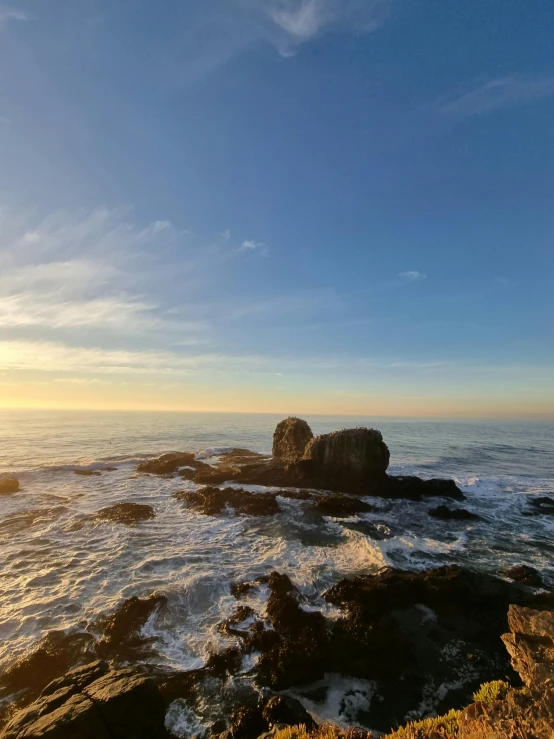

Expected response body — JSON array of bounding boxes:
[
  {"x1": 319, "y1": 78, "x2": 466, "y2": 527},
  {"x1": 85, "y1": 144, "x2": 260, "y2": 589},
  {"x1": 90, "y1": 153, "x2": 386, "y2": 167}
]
[{"x1": 1, "y1": 565, "x2": 553, "y2": 739}]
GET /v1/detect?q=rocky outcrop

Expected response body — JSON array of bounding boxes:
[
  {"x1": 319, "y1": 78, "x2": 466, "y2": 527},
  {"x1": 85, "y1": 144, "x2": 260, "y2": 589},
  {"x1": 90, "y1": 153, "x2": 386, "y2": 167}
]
[
  {"x1": 452, "y1": 605, "x2": 554, "y2": 739},
  {"x1": 137, "y1": 452, "x2": 208, "y2": 475},
  {"x1": 0, "y1": 664, "x2": 169, "y2": 739},
  {"x1": 187, "y1": 423, "x2": 463, "y2": 500},
  {"x1": 96, "y1": 502, "x2": 156, "y2": 525},
  {"x1": 216, "y1": 565, "x2": 554, "y2": 733},
  {"x1": 505, "y1": 564, "x2": 545, "y2": 588},
  {"x1": 428, "y1": 505, "x2": 480, "y2": 521},
  {"x1": 303, "y1": 428, "x2": 389, "y2": 492},
  {"x1": 311, "y1": 493, "x2": 374, "y2": 517},
  {"x1": 273, "y1": 418, "x2": 314, "y2": 463},
  {"x1": 175, "y1": 486, "x2": 280, "y2": 516},
  {"x1": 0, "y1": 478, "x2": 19, "y2": 494}
]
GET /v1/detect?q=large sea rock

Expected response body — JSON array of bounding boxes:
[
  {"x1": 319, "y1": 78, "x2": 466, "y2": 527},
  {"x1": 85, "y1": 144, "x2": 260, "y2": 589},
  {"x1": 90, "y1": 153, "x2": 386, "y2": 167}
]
[
  {"x1": 303, "y1": 427, "x2": 390, "y2": 492},
  {"x1": 272, "y1": 417, "x2": 313, "y2": 463}
]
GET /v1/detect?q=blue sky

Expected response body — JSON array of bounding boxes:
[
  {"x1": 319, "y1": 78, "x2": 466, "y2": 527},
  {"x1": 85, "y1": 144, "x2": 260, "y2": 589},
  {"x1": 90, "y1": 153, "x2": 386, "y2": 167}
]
[{"x1": 0, "y1": 0, "x2": 553, "y2": 415}]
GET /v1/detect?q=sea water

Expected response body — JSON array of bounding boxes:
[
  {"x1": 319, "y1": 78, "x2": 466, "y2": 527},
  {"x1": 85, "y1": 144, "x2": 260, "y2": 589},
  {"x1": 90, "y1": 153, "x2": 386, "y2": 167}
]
[{"x1": 1, "y1": 410, "x2": 553, "y2": 728}]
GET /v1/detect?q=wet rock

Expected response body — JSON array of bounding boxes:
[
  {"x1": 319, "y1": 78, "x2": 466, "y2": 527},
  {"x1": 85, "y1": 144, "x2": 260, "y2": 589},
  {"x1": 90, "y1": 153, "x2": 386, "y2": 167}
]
[
  {"x1": 177, "y1": 467, "x2": 197, "y2": 480},
  {"x1": 231, "y1": 704, "x2": 269, "y2": 739},
  {"x1": 380, "y1": 475, "x2": 464, "y2": 501},
  {"x1": 74, "y1": 469, "x2": 101, "y2": 477},
  {"x1": 277, "y1": 489, "x2": 314, "y2": 501},
  {"x1": 220, "y1": 449, "x2": 270, "y2": 466},
  {"x1": 428, "y1": 505, "x2": 480, "y2": 521},
  {"x1": 262, "y1": 695, "x2": 316, "y2": 730},
  {"x1": 0, "y1": 630, "x2": 98, "y2": 712},
  {"x1": 303, "y1": 428, "x2": 390, "y2": 492},
  {"x1": 273, "y1": 418, "x2": 314, "y2": 463},
  {"x1": 247, "y1": 573, "x2": 330, "y2": 690},
  {"x1": 96, "y1": 502, "x2": 156, "y2": 525},
  {"x1": 206, "y1": 647, "x2": 244, "y2": 678},
  {"x1": 94, "y1": 593, "x2": 167, "y2": 660},
  {"x1": 218, "y1": 606, "x2": 257, "y2": 638},
  {"x1": 176, "y1": 486, "x2": 280, "y2": 516},
  {"x1": 527, "y1": 495, "x2": 554, "y2": 515},
  {"x1": 312, "y1": 494, "x2": 374, "y2": 517},
  {"x1": 0, "y1": 667, "x2": 169, "y2": 739},
  {"x1": 505, "y1": 565, "x2": 545, "y2": 588},
  {"x1": 137, "y1": 452, "x2": 199, "y2": 475},
  {"x1": 193, "y1": 466, "x2": 243, "y2": 485},
  {"x1": 221, "y1": 566, "x2": 554, "y2": 732},
  {"x1": 0, "y1": 478, "x2": 19, "y2": 494}
]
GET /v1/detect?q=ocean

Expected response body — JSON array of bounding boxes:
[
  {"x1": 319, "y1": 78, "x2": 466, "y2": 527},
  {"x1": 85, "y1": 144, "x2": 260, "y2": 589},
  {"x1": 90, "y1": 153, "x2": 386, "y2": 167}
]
[{"x1": 1, "y1": 410, "x2": 553, "y2": 731}]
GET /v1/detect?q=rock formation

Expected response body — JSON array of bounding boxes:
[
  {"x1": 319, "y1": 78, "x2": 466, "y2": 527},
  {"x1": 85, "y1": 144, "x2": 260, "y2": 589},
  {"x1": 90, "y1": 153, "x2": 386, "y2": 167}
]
[
  {"x1": 273, "y1": 418, "x2": 313, "y2": 463},
  {"x1": 96, "y1": 502, "x2": 156, "y2": 525},
  {"x1": 0, "y1": 663, "x2": 169, "y2": 739},
  {"x1": 302, "y1": 427, "x2": 389, "y2": 493}
]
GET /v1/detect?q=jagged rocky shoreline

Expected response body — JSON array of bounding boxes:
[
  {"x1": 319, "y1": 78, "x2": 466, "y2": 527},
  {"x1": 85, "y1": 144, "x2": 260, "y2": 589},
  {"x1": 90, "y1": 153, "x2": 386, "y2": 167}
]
[{"x1": 1, "y1": 418, "x2": 553, "y2": 738}]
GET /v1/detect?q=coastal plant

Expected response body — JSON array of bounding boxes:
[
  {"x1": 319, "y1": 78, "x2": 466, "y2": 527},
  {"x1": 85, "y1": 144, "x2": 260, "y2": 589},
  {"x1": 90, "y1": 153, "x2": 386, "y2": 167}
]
[
  {"x1": 383, "y1": 709, "x2": 462, "y2": 739},
  {"x1": 472, "y1": 679, "x2": 510, "y2": 704}
]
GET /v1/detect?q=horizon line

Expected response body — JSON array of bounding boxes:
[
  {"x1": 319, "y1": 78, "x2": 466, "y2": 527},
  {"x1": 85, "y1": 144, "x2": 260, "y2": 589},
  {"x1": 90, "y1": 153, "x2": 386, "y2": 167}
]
[{"x1": 1, "y1": 404, "x2": 553, "y2": 421}]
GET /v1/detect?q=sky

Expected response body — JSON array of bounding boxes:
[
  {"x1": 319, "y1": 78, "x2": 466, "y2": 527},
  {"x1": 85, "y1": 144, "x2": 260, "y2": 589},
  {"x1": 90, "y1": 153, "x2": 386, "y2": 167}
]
[{"x1": 0, "y1": 0, "x2": 553, "y2": 416}]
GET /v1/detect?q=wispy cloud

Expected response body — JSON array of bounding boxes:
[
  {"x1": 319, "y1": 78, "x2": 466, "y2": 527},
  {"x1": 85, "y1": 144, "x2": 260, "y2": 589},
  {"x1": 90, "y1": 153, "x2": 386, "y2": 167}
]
[
  {"x1": 0, "y1": 5, "x2": 30, "y2": 25},
  {"x1": 439, "y1": 75, "x2": 554, "y2": 122},
  {"x1": 239, "y1": 239, "x2": 268, "y2": 254},
  {"x1": 399, "y1": 270, "x2": 427, "y2": 281},
  {"x1": 174, "y1": 0, "x2": 393, "y2": 81},
  {"x1": 258, "y1": 0, "x2": 392, "y2": 54}
]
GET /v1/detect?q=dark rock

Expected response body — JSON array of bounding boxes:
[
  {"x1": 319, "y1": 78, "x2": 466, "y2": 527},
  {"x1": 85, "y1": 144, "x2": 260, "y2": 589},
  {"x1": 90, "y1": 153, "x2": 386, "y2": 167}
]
[
  {"x1": 85, "y1": 669, "x2": 169, "y2": 738},
  {"x1": 137, "y1": 452, "x2": 199, "y2": 475},
  {"x1": 231, "y1": 704, "x2": 268, "y2": 739},
  {"x1": 277, "y1": 489, "x2": 314, "y2": 501},
  {"x1": 94, "y1": 593, "x2": 167, "y2": 660},
  {"x1": 206, "y1": 647, "x2": 244, "y2": 678},
  {"x1": 1, "y1": 691, "x2": 110, "y2": 739},
  {"x1": 381, "y1": 475, "x2": 465, "y2": 501},
  {"x1": 262, "y1": 695, "x2": 316, "y2": 730},
  {"x1": 312, "y1": 494, "x2": 374, "y2": 517},
  {"x1": 527, "y1": 496, "x2": 554, "y2": 515},
  {"x1": 175, "y1": 486, "x2": 280, "y2": 517},
  {"x1": 231, "y1": 581, "x2": 259, "y2": 598},
  {"x1": 428, "y1": 505, "x2": 480, "y2": 521},
  {"x1": 40, "y1": 660, "x2": 109, "y2": 699},
  {"x1": 96, "y1": 502, "x2": 156, "y2": 525},
  {"x1": 247, "y1": 572, "x2": 330, "y2": 690},
  {"x1": 273, "y1": 418, "x2": 314, "y2": 463},
  {"x1": 3, "y1": 668, "x2": 170, "y2": 739},
  {"x1": 177, "y1": 467, "x2": 197, "y2": 480},
  {"x1": 218, "y1": 606, "x2": 257, "y2": 637},
  {"x1": 0, "y1": 630, "x2": 98, "y2": 711},
  {"x1": 303, "y1": 428, "x2": 390, "y2": 492},
  {"x1": 0, "y1": 478, "x2": 19, "y2": 494},
  {"x1": 505, "y1": 565, "x2": 545, "y2": 588},
  {"x1": 219, "y1": 449, "x2": 270, "y2": 466},
  {"x1": 193, "y1": 466, "x2": 242, "y2": 485},
  {"x1": 74, "y1": 469, "x2": 102, "y2": 476}
]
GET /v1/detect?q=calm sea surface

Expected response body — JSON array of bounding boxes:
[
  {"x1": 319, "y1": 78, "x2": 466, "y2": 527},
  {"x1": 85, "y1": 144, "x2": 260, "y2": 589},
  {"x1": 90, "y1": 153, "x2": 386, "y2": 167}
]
[{"x1": 1, "y1": 410, "x2": 553, "y2": 730}]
